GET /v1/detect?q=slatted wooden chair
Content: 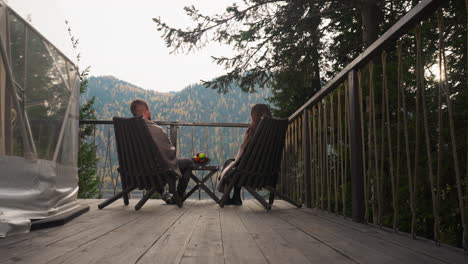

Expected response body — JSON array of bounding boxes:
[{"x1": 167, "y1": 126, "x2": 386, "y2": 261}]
[
  {"x1": 219, "y1": 116, "x2": 302, "y2": 210},
  {"x1": 98, "y1": 116, "x2": 182, "y2": 211}
]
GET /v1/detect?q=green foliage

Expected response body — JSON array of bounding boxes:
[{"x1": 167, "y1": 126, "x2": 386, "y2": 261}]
[
  {"x1": 154, "y1": 0, "x2": 325, "y2": 117},
  {"x1": 152, "y1": 0, "x2": 415, "y2": 117},
  {"x1": 78, "y1": 68, "x2": 99, "y2": 198},
  {"x1": 268, "y1": 71, "x2": 321, "y2": 117},
  {"x1": 78, "y1": 140, "x2": 99, "y2": 198}
]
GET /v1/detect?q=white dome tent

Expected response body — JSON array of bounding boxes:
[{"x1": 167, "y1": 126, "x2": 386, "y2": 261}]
[{"x1": 0, "y1": 1, "x2": 85, "y2": 237}]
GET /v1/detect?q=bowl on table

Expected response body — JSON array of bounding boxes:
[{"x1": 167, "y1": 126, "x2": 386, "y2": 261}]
[{"x1": 192, "y1": 152, "x2": 210, "y2": 166}]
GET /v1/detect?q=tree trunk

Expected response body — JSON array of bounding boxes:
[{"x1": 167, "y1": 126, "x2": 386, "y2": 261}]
[
  {"x1": 360, "y1": 0, "x2": 380, "y2": 48},
  {"x1": 311, "y1": 45, "x2": 321, "y2": 93},
  {"x1": 310, "y1": 1, "x2": 322, "y2": 93}
]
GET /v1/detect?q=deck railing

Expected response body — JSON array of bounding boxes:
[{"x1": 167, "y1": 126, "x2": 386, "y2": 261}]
[
  {"x1": 79, "y1": 120, "x2": 248, "y2": 199},
  {"x1": 281, "y1": 0, "x2": 467, "y2": 250}
]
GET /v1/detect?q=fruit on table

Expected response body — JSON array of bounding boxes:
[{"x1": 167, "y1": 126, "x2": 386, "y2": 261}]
[{"x1": 192, "y1": 152, "x2": 209, "y2": 164}]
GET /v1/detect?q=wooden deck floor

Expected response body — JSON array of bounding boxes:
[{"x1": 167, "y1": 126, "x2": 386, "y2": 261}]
[{"x1": 1, "y1": 199, "x2": 467, "y2": 264}]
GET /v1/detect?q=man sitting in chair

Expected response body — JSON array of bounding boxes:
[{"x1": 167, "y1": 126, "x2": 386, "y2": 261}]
[{"x1": 130, "y1": 99, "x2": 193, "y2": 204}]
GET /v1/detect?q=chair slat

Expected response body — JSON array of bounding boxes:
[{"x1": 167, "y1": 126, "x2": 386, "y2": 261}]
[
  {"x1": 233, "y1": 116, "x2": 288, "y2": 190},
  {"x1": 114, "y1": 118, "x2": 133, "y2": 187},
  {"x1": 124, "y1": 119, "x2": 144, "y2": 189},
  {"x1": 257, "y1": 119, "x2": 281, "y2": 188},
  {"x1": 254, "y1": 121, "x2": 276, "y2": 188},
  {"x1": 98, "y1": 116, "x2": 181, "y2": 210},
  {"x1": 112, "y1": 116, "x2": 173, "y2": 191},
  {"x1": 255, "y1": 119, "x2": 277, "y2": 187},
  {"x1": 237, "y1": 118, "x2": 269, "y2": 186},
  {"x1": 138, "y1": 120, "x2": 163, "y2": 189},
  {"x1": 133, "y1": 118, "x2": 153, "y2": 189}
]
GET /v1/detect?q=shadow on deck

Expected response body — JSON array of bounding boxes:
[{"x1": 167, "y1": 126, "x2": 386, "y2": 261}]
[{"x1": 1, "y1": 199, "x2": 467, "y2": 264}]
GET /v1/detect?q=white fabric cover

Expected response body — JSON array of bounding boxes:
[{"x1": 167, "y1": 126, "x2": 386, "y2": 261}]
[{"x1": 0, "y1": 2, "x2": 80, "y2": 237}]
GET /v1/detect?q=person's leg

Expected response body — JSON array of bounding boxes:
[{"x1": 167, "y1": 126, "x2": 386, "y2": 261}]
[
  {"x1": 158, "y1": 176, "x2": 173, "y2": 204},
  {"x1": 232, "y1": 186, "x2": 241, "y2": 200},
  {"x1": 176, "y1": 158, "x2": 193, "y2": 197},
  {"x1": 220, "y1": 158, "x2": 243, "y2": 206},
  {"x1": 158, "y1": 176, "x2": 167, "y2": 195},
  {"x1": 223, "y1": 179, "x2": 242, "y2": 206},
  {"x1": 230, "y1": 186, "x2": 242, "y2": 205}
]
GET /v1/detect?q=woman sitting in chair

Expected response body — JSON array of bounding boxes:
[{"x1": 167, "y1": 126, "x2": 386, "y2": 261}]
[{"x1": 217, "y1": 104, "x2": 272, "y2": 205}]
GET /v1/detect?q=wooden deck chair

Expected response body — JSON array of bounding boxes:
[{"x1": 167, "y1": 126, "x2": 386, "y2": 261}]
[
  {"x1": 219, "y1": 116, "x2": 302, "y2": 210},
  {"x1": 98, "y1": 116, "x2": 182, "y2": 210}
]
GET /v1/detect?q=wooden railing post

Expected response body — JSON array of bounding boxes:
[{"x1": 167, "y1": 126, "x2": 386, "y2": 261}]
[
  {"x1": 348, "y1": 69, "x2": 365, "y2": 223},
  {"x1": 169, "y1": 124, "x2": 178, "y2": 151},
  {"x1": 302, "y1": 110, "x2": 313, "y2": 207}
]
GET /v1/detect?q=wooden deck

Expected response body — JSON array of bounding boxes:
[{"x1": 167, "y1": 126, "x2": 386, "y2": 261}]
[{"x1": 1, "y1": 199, "x2": 467, "y2": 264}]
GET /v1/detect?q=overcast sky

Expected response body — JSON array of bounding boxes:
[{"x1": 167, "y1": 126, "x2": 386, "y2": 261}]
[{"x1": 8, "y1": 0, "x2": 236, "y2": 92}]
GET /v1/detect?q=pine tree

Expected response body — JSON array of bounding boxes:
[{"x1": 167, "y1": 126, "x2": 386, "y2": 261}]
[{"x1": 152, "y1": 0, "x2": 386, "y2": 117}]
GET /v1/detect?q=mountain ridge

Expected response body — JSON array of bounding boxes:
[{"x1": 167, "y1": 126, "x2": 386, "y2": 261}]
[
  {"x1": 83, "y1": 75, "x2": 271, "y2": 123},
  {"x1": 90, "y1": 75, "x2": 174, "y2": 95}
]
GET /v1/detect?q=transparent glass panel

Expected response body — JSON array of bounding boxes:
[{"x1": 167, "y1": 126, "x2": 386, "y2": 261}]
[
  {"x1": 48, "y1": 45, "x2": 70, "y2": 90},
  {"x1": 5, "y1": 13, "x2": 24, "y2": 157},
  {"x1": 57, "y1": 75, "x2": 79, "y2": 166},
  {"x1": 7, "y1": 12, "x2": 26, "y2": 90},
  {"x1": 24, "y1": 26, "x2": 70, "y2": 160}
]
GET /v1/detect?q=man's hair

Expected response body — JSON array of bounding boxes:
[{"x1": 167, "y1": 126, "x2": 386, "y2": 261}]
[{"x1": 130, "y1": 99, "x2": 149, "y2": 116}]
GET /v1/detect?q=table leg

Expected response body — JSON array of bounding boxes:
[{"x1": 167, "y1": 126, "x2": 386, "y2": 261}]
[
  {"x1": 183, "y1": 170, "x2": 219, "y2": 203},
  {"x1": 198, "y1": 171, "x2": 220, "y2": 203},
  {"x1": 182, "y1": 174, "x2": 201, "y2": 202}
]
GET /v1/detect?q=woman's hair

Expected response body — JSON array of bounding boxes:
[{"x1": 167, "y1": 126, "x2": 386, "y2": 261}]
[{"x1": 240, "y1": 104, "x2": 272, "y2": 152}]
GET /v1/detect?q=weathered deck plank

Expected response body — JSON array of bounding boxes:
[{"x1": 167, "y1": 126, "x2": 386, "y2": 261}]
[
  {"x1": 1, "y1": 199, "x2": 466, "y2": 264},
  {"x1": 0, "y1": 200, "x2": 101, "y2": 248},
  {"x1": 296, "y1": 203, "x2": 468, "y2": 264},
  {"x1": 48, "y1": 200, "x2": 194, "y2": 264},
  {"x1": 0, "y1": 199, "x2": 121, "y2": 262},
  {"x1": 236, "y1": 201, "x2": 311, "y2": 264},
  {"x1": 220, "y1": 206, "x2": 268, "y2": 264},
  {"x1": 2, "y1": 200, "x2": 178, "y2": 264},
  {"x1": 179, "y1": 202, "x2": 223, "y2": 264},
  {"x1": 136, "y1": 201, "x2": 207, "y2": 264},
  {"x1": 245, "y1": 200, "x2": 354, "y2": 264},
  {"x1": 273, "y1": 200, "x2": 464, "y2": 264}
]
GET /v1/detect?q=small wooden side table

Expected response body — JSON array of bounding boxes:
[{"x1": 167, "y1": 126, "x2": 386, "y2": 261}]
[{"x1": 182, "y1": 165, "x2": 220, "y2": 203}]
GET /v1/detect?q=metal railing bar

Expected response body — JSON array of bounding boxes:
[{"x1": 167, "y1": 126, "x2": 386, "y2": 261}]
[{"x1": 79, "y1": 120, "x2": 249, "y2": 128}]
